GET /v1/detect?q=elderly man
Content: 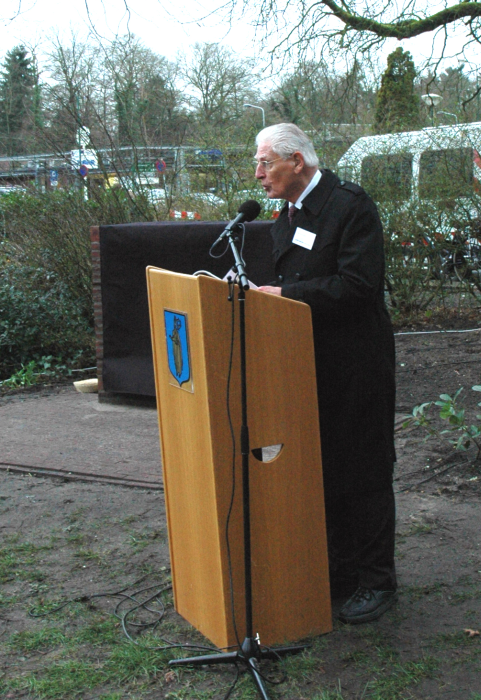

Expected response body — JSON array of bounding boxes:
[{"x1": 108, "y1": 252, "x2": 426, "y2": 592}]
[{"x1": 256, "y1": 123, "x2": 397, "y2": 624}]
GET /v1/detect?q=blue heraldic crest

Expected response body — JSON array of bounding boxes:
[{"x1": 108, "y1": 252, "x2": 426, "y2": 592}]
[{"x1": 164, "y1": 310, "x2": 191, "y2": 387}]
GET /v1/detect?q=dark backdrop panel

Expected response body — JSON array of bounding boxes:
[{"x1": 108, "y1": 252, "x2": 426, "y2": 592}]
[{"x1": 99, "y1": 220, "x2": 275, "y2": 396}]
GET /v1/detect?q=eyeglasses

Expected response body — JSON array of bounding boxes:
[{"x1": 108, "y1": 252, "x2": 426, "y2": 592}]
[{"x1": 254, "y1": 156, "x2": 285, "y2": 171}]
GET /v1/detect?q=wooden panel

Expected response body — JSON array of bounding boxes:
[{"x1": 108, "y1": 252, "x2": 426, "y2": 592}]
[
  {"x1": 245, "y1": 290, "x2": 331, "y2": 642},
  {"x1": 147, "y1": 269, "x2": 229, "y2": 645}
]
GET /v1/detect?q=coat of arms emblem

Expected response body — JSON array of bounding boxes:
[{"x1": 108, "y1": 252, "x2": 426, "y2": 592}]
[{"x1": 164, "y1": 310, "x2": 192, "y2": 390}]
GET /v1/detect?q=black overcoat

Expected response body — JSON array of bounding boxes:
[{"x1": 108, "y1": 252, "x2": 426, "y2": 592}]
[{"x1": 272, "y1": 169, "x2": 396, "y2": 494}]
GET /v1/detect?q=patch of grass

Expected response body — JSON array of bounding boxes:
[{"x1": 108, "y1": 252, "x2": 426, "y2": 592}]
[
  {"x1": 28, "y1": 599, "x2": 85, "y2": 618},
  {"x1": 65, "y1": 507, "x2": 86, "y2": 525},
  {"x1": 363, "y1": 656, "x2": 439, "y2": 699},
  {"x1": 341, "y1": 649, "x2": 370, "y2": 664},
  {"x1": 12, "y1": 659, "x2": 106, "y2": 699},
  {"x1": 450, "y1": 588, "x2": 481, "y2": 603},
  {"x1": 312, "y1": 689, "x2": 345, "y2": 700},
  {"x1": 408, "y1": 522, "x2": 434, "y2": 535},
  {"x1": 73, "y1": 548, "x2": 102, "y2": 563},
  {"x1": 5, "y1": 631, "x2": 180, "y2": 699},
  {"x1": 280, "y1": 645, "x2": 322, "y2": 679},
  {"x1": 0, "y1": 592, "x2": 20, "y2": 608},
  {"x1": 120, "y1": 514, "x2": 139, "y2": 525},
  {"x1": 0, "y1": 539, "x2": 52, "y2": 584},
  {"x1": 75, "y1": 616, "x2": 120, "y2": 646},
  {"x1": 431, "y1": 631, "x2": 477, "y2": 650},
  {"x1": 403, "y1": 582, "x2": 444, "y2": 601},
  {"x1": 128, "y1": 528, "x2": 165, "y2": 552},
  {"x1": 9, "y1": 626, "x2": 68, "y2": 652},
  {"x1": 164, "y1": 685, "x2": 222, "y2": 700},
  {"x1": 65, "y1": 531, "x2": 86, "y2": 545}
]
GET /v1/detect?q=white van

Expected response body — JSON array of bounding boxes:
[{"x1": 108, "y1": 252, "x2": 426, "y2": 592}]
[
  {"x1": 336, "y1": 122, "x2": 481, "y2": 208},
  {"x1": 336, "y1": 123, "x2": 481, "y2": 279}
]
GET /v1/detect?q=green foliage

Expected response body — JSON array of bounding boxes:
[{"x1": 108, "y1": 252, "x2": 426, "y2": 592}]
[
  {"x1": 379, "y1": 192, "x2": 481, "y2": 317},
  {"x1": 405, "y1": 385, "x2": 481, "y2": 460},
  {"x1": 375, "y1": 48, "x2": 421, "y2": 134},
  {"x1": 0, "y1": 251, "x2": 94, "y2": 381},
  {"x1": 0, "y1": 187, "x2": 165, "y2": 381},
  {"x1": 381, "y1": 199, "x2": 447, "y2": 315}
]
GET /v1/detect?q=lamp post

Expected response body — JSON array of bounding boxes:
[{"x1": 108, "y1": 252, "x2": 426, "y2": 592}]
[
  {"x1": 437, "y1": 110, "x2": 458, "y2": 125},
  {"x1": 421, "y1": 93, "x2": 443, "y2": 126},
  {"x1": 243, "y1": 103, "x2": 265, "y2": 128}
]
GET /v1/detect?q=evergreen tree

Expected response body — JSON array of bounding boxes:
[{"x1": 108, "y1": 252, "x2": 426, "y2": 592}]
[
  {"x1": 0, "y1": 46, "x2": 38, "y2": 155},
  {"x1": 374, "y1": 48, "x2": 420, "y2": 134}
]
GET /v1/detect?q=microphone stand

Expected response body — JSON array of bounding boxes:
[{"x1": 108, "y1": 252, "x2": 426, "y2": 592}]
[{"x1": 168, "y1": 225, "x2": 309, "y2": 699}]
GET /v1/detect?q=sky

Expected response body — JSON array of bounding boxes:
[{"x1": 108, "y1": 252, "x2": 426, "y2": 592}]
[
  {"x1": 0, "y1": 0, "x2": 255, "y2": 61},
  {"x1": 0, "y1": 0, "x2": 477, "y2": 77}
]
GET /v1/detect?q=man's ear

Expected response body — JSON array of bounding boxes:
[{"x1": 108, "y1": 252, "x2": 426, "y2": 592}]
[{"x1": 292, "y1": 151, "x2": 305, "y2": 173}]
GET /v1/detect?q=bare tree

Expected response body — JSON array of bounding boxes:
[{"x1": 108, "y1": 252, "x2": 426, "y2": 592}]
[
  {"x1": 182, "y1": 42, "x2": 259, "y2": 132},
  {"x1": 209, "y1": 1, "x2": 481, "y2": 63}
]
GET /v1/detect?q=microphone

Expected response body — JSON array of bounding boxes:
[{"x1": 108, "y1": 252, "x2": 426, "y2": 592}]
[{"x1": 211, "y1": 199, "x2": 261, "y2": 248}]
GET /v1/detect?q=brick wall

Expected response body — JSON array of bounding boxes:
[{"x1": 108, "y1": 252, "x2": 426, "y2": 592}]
[{"x1": 90, "y1": 226, "x2": 103, "y2": 392}]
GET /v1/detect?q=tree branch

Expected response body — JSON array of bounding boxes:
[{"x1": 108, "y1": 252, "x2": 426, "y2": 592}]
[{"x1": 319, "y1": 0, "x2": 481, "y2": 39}]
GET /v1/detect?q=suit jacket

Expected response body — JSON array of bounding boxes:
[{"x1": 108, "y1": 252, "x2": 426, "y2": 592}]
[{"x1": 271, "y1": 169, "x2": 396, "y2": 494}]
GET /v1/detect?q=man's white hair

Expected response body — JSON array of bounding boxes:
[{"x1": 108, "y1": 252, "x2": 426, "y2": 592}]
[{"x1": 256, "y1": 123, "x2": 319, "y2": 168}]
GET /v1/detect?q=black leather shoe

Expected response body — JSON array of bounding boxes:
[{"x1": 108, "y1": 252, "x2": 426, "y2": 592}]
[{"x1": 338, "y1": 586, "x2": 398, "y2": 624}]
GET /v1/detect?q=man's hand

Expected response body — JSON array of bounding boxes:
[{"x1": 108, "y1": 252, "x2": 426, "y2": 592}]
[{"x1": 257, "y1": 285, "x2": 282, "y2": 296}]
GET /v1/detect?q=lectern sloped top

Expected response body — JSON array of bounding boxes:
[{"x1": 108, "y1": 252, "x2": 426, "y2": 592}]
[{"x1": 147, "y1": 267, "x2": 332, "y2": 648}]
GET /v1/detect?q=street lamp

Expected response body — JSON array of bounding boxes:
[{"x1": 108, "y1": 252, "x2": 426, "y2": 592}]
[
  {"x1": 421, "y1": 93, "x2": 443, "y2": 126},
  {"x1": 437, "y1": 110, "x2": 458, "y2": 125},
  {"x1": 243, "y1": 103, "x2": 265, "y2": 128}
]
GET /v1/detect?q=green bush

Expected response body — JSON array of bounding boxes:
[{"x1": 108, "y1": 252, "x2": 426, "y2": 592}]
[
  {"x1": 0, "y1": 186, "x2": 226, "y2": 381},
  {"x1": 379, "y1": 197, "x2": 481, "y2": 318},
  {"x1": 0, "y1": 252, "x2": 94, "y2": 380},
  {"x1": 0, "y1": 188, "x2": 145, "y2": 381}
]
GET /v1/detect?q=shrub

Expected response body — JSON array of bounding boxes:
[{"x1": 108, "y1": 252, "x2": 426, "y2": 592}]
[
  {"x1": 0, "y1": 249, "x2": 94, "y2": 380},
  {"x1": 0, "y1": 188, "x2": 143, "y2": 380}
]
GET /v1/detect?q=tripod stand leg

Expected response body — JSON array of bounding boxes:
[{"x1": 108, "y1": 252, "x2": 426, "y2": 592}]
[
  {"x1": 247, "y1": 657, "x2": 271, "y2": 700},
  {"x1": 169, "y1": 651, "x2": 238, "y2": 667},
  {"x1": 169, "y1": 638, "x2": 310, "y2": 700}
]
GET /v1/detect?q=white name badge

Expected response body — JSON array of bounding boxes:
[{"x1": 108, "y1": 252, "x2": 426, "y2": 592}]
[{"x1": 292, "y1": 227, "x2": 316, "y2": 250}]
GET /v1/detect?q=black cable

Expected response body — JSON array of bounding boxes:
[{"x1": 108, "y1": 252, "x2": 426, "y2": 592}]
[
  {"x1": 221, "y1": 276, "x2": 288, "y2": 691},
  {"x1": 28, "y1": 575, "x2": 226, "y2": 655},
  {"x1": 222, "y1": 663, "x2": 241, "y2": 700},
  {"x1": 225, "y1": 277, "x2": 243, "y2": 652},
  {"x1": 209, "y1": 224, "x2": 246, "y2": 260},
  {"x1": 209, "y1": 238, "x2": 230, "y2": 259},
  {"x1": 28, "y1": 574, "x2": 152, "y2": 617}
]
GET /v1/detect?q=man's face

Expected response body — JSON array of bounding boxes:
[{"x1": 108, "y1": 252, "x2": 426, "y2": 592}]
[{"x1": 255, "y1": 141, "x2": 300, "y2": 201}]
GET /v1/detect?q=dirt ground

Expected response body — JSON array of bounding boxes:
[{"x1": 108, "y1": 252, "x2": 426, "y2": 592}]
[{"x1": 1, "y1": 318, "x2": 481, "y2": 699}]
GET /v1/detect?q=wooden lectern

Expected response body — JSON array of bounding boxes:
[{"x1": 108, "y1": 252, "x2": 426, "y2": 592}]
[{"x1": 147, "y1": 267, "x2": 332, "y2": 649}]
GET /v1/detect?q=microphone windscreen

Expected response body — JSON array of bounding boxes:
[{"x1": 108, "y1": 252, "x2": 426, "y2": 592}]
[{"x1": 238, "y1": 199, "x2": 261, "y2": 222}]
